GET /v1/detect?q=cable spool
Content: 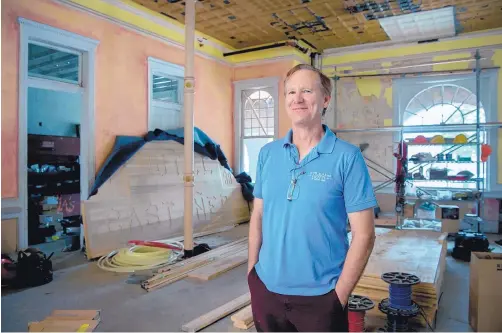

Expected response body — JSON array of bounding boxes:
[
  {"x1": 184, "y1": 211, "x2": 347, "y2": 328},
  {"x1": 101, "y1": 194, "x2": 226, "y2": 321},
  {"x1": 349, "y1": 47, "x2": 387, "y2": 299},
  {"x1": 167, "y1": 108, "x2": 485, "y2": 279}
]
[
  {"x1": 348, "y1": 295, "x2": 374, "y2": 332},
  {"x1": 378, "y1": 272, "x2": 421, "y2": 332}
]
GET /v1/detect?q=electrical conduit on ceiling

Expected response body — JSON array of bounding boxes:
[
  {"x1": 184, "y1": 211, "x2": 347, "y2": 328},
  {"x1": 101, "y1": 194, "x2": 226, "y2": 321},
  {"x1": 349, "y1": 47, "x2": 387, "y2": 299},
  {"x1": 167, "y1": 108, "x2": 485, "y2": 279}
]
[{"x1": 222, "y1": 40, "x2": 310, "y2": 57}]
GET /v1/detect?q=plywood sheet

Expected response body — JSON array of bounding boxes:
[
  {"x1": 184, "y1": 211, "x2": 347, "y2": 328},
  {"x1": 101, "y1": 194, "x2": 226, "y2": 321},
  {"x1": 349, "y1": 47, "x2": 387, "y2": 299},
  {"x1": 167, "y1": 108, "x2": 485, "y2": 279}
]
[
  {"x1": 181, "y1": 292, "x2": 251, "y2": 332},
  {"x1": 82, "y1": 141, "x2": 250, "y2": 259},
  {"x1": 351, "y1": 228, "x2": 447, "y2": 327},
  {"x1": 187, "y1": 251, "x2": 247, "y2": 281},
  {"x1": 356, "y1": 229, "x2": 444, "y2": 284},
  {"x1": 1, "y1": 218, "x2": 18, "y2": 254}
]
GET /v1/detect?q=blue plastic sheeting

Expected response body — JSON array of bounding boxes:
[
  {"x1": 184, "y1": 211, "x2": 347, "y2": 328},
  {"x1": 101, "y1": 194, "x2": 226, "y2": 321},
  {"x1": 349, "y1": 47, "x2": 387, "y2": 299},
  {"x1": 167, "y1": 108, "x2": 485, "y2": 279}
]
[{"x1": 89, "y1": 127, "x2": 254, "y2": 202}]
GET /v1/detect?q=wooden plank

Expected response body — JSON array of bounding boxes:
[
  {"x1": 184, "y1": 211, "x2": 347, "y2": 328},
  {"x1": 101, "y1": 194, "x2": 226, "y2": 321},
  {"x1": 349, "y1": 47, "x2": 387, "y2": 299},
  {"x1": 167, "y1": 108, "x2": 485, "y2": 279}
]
[
  {"x1": 143, "y1": 240, "x2": 248, "y2": 291},
  {"x1": 144, "y1": 247, "x2": 248, "y2": 291},
  {"x1": 234, "y1": 321, "x2": 255, "y2": 330},
  {"x1": 187, "y1": 251, "x2": 247, "y2": 281},
  {"x1": 231, "y1": 305, "x2": 253, "y2": 326},
  {"x1": 28, "y1": 320, "x2": 99, "y2": 332},
  {"x1": 49, "y1": 310, "x2": 101, "y2": 320},
  {"x1": 181, "y1": 292, "x2": 251, "y2": 332}
]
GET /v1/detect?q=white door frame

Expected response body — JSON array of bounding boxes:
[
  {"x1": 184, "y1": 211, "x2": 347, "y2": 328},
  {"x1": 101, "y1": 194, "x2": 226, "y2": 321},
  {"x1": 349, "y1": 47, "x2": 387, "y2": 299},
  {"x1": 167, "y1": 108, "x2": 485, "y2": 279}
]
[
  {"x1": 147, "y1": 57, "x2": 184, "y2": 131},
  {"x1": 17, "y1": 18, "x2": 99, "y2": 249},
  {"x1": 233, "y1": 77, "x2": 280, "y2": 175}
]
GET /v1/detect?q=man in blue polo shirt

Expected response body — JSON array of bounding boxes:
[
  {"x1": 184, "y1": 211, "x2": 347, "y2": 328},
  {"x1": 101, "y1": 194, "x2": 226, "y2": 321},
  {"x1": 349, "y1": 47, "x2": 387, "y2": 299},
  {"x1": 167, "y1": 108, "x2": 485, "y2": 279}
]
[{"x1": 247, "y1": 64, "x2": 377, "y2": 332}]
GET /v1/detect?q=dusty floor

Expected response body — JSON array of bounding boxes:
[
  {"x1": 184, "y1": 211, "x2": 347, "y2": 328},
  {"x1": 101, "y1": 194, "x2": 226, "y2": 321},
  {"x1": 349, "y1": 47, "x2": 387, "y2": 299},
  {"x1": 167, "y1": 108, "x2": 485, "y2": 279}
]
[{"x1": 1, "y1": 225, "x2": 501, "y2": 332}]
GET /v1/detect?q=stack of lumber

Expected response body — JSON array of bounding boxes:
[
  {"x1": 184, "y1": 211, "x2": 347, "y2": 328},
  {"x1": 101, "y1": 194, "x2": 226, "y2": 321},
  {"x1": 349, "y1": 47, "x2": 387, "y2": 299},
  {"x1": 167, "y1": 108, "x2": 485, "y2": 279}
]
[
  {"x1": 351, "y1": 228, "x2": 447, "y2": 328},
  {"x1": 142, "y1": 238, "x2": 248, "y2": 291},
  {"x1": 182, "y1": 293, "x2": 251, "y2": 332},
  {"x1": 231, "y1": 305, "x2": 254, "y2": 330},
  {"x1": 28, "y1": 310, "x2": 101, "y2": 332}
]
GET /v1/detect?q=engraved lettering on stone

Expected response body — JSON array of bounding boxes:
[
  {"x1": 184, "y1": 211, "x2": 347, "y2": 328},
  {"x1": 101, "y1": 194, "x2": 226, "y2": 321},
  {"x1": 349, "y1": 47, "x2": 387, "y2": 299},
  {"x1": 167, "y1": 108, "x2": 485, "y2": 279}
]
[
  {"x1": 145, "y1": 204, "x2": 160, "y2": 224},
  {"x1": 175, "y1": 157, "x2": 181, "y2": 176},
  {"x1": 161, "y1": 201, "x2": 175, "y2": 230},
  {"x1": 222, "y1": 170, "x2": 233, "y2": 186},
  {"x1": 207, "y1": 195, "x2": 217, "y2": 215},
  {"x1": 220, "y1": 194, "x2": 228, "y2": 206},
  {"x1": 194, "y1": 194, "x2": 207, "y2": 221}
]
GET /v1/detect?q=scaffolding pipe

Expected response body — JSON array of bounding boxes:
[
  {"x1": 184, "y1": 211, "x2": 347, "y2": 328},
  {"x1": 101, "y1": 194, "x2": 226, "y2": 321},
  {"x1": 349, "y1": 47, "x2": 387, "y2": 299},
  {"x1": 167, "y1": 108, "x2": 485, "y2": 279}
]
[
  {"x1": 330, "y1": 56, "x2": 485, "y2": 75},
  {"x1": 475, "y1": 49, "x2": 482, "y2": 214},
  {"x1": 332, "y1": 122, "x2": 502, "y2": 133},
  {"x1": 183, "y1": 0, "x2": 196, "y2": 258},
  {"x1": 333, "y1": 67, "x2": 499, "y2": 79}
]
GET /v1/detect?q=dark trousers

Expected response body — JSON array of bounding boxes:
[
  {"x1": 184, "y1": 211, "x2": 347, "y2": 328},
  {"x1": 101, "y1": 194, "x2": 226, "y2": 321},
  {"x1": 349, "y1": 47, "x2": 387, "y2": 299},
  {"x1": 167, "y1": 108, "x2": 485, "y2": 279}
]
[{"x1": 248, "y1": 267, "x2": 348, "y2": 332}]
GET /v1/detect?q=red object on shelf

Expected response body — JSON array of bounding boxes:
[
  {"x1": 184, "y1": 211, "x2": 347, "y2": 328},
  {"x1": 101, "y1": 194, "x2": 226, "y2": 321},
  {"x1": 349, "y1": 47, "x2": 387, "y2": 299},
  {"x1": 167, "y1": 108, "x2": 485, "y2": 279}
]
[
  {"x1": 481, "y1": 144, "x2": 492, "y2": 162},
  {"x1": 413, "y1": 135, "x2": 428, "y2": 144}
]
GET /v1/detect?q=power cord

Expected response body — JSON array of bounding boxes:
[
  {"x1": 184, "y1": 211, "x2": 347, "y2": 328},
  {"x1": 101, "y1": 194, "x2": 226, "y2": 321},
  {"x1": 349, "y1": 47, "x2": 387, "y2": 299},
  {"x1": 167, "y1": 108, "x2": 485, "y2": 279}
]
[{"x1": 418, "y1": 303, "x2": 435, "y2": 332}]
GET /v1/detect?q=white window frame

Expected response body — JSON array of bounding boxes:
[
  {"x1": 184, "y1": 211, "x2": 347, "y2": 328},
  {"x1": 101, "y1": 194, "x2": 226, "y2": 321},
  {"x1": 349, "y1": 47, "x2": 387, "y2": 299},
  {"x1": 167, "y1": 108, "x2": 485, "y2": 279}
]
[
  {"x1": 392, "y1": 71, "x2": 501, "y2": 194},
  {"x1": 233, "y1": 77, "x2": 280, "y2": 175},
  {"x1": 16, "y1": 18, "x2": 99, "y2": 249},
  {"x1": 147, "y1": 57, "x2": 184, "y2": 131}
]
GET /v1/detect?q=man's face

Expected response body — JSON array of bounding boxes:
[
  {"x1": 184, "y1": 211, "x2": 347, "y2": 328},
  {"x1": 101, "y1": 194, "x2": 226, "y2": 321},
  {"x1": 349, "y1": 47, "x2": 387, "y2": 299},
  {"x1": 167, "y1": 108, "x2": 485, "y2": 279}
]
[{"x1": 285, "y1": 69, "x2": 331, "y2": 127}]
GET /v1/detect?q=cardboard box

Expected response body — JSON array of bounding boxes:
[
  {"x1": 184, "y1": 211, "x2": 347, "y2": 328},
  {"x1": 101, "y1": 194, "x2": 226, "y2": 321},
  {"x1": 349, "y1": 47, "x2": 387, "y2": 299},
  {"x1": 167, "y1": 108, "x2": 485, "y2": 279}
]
[
  {"x1": 469, "y1": 252, "x2": 502, "y2": 332},
  {"x1": 480, "y1": 220, "x2": 500, "y2": 234},
  {"x1": 1, "y1": 218, "x2": 18, "y2": 253},
  {"x1": 481, "y1": 198, "x2": 501, "y2": 221},
  {"x1": 435, "y1": 205, "x2": 460, "y2": 220},
  {"x1": 28, "y1": 310, "x2": 101, "y2": 332},
  {"x1": 441, "y1": 219, "x2": 460, "y2": 233},
  {"x1": 403, "y1": 203, "x2": 415, "y2": 218}
]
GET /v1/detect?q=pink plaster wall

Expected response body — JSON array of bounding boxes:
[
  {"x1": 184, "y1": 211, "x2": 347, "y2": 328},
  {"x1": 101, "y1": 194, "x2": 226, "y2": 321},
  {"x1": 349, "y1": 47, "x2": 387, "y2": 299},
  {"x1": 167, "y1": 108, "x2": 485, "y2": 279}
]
[
  {"x1": 1, "y1": 0, "x2": 233, "y2": 198},
  {"x1": 233, "y1": 60, "x2": 296, "y2": 138}
]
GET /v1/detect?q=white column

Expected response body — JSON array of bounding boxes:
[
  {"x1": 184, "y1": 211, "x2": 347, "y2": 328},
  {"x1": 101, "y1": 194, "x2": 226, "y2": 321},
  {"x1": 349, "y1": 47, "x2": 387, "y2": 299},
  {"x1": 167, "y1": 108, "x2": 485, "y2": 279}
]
[{"x1": 183, "y1": 0, "x2": 196, "y2": 255}]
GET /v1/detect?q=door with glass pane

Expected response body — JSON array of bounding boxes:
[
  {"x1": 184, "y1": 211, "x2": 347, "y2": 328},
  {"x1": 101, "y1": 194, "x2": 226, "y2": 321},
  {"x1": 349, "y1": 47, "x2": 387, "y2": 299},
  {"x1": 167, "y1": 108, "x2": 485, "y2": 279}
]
[
  {"x1": 148, "y1": 58, "x2": 184, "y2": 131},
  {"x1": 240, "y1": 87, "x2": 276, "y2": 182}
]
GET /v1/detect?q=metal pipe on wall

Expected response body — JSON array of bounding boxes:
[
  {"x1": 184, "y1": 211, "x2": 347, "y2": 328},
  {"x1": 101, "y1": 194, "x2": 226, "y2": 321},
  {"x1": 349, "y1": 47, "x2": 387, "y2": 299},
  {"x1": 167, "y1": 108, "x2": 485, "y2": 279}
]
[
  {"x1": 333, "y1": 67, "x2": 499, "y2": 79},
  {"x1": 475, "y1": 49, "x2": 482, "y2": 215},
  {"x1": 183, "y1": 0, "x2": 196, "y2": 258}
]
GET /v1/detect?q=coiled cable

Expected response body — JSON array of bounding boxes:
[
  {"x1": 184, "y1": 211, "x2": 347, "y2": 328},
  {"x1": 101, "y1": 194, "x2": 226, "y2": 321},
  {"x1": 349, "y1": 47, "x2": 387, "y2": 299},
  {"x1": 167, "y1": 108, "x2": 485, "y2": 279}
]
[{"x1": 97, "y1": 240, "x2": 184, "y2": 273}]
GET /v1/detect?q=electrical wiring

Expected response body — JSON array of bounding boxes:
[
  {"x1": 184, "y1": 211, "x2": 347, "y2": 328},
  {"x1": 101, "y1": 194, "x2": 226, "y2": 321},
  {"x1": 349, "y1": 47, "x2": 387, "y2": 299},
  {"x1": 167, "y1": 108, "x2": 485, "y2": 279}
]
[{"x1": 97, "y1": 240, "x2": 184, "y2": 273}]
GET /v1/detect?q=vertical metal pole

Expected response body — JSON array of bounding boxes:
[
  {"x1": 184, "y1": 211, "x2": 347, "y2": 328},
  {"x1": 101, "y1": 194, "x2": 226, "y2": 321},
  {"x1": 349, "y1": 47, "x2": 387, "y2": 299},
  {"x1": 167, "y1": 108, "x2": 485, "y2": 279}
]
[
  {"x1": 333, "y1": 75, "x2": 338, "y2": 129},
  {"x1": 475, "y1": 49, "x2": 482, "y2": 219},
  {"x1": 183, "y1": 0, "x2": 196, "y2": 257}
]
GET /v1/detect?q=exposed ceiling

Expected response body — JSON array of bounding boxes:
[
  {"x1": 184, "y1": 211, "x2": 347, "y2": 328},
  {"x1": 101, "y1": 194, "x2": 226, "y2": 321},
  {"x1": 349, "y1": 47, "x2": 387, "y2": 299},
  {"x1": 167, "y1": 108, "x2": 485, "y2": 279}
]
[{"x1": 132, "y1": 0, "x2": 502, "y2": 51}]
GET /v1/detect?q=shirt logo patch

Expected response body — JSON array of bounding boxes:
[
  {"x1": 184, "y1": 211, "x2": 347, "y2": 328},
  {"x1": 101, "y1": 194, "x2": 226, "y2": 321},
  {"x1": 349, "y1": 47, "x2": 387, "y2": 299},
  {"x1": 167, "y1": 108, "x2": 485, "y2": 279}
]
[{"x1": 309, "y1": 172, "x2": 332, "y2": 182}]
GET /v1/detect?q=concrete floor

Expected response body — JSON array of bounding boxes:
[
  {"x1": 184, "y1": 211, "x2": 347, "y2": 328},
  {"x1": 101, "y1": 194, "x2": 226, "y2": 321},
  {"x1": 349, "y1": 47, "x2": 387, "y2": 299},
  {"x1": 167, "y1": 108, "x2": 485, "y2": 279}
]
[{"x1": 2, "y1": 225, "x2": 501, "y2": 332}]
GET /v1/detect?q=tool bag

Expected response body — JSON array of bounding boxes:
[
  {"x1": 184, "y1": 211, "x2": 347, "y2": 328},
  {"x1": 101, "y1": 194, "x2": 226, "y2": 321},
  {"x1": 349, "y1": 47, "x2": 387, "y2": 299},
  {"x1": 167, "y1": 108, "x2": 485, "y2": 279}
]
[{"x1": 13, "y1": 249, "x2": 54, "y2": 288}]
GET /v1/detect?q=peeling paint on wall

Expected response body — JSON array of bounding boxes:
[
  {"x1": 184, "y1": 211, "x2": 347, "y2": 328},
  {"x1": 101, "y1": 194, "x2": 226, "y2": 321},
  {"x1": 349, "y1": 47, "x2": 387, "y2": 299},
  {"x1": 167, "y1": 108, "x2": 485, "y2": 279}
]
[
  {"x1": 336, "y1": 77, "x2": 394, "y2": 181},
  {"x1": 384, "y1": 87, "x2": 393, "y2": 107},
  {"x1": 355, "y1": 78, "x2": 382, "y2": 99}
]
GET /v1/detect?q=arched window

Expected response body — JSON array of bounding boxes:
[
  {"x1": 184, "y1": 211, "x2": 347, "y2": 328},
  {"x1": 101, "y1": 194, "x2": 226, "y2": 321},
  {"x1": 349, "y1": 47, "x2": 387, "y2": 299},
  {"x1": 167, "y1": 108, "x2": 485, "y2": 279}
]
[
  {"x1": 240, "y1": 87, "x2": 277, "y2": 182},
  {"x1": 403, "y1": 84, "x2": 486, "y2": 190}
]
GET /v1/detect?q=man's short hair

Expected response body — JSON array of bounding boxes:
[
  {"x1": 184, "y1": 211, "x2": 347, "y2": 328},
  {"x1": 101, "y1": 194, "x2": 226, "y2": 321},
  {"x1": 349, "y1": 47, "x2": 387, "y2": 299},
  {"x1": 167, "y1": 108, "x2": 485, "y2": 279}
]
[{"x1": 284, "y1": 64, "x2": 332, "y2": 116}]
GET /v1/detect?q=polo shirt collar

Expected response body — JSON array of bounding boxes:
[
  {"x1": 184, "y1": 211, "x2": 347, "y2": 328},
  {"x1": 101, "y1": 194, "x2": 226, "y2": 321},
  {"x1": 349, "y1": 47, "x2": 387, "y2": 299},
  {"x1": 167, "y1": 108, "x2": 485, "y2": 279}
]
[{"x1": 282, "y1": 124, "x2": 337, "y2": 154}]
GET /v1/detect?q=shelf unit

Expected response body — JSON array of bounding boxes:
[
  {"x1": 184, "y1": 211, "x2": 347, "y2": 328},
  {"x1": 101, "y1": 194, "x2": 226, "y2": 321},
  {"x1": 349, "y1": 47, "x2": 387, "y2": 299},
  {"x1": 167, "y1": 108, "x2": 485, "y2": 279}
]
[{"x1": 331, "y1": 49, "x2": 502, "y2": 229}]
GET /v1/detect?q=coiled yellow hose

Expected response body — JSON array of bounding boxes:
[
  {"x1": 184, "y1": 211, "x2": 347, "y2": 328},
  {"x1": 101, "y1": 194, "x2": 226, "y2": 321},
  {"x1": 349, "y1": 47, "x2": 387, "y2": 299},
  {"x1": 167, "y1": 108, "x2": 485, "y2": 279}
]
[{"x1": 97, "y1": 240, "x2": 184, "y2": 273}]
